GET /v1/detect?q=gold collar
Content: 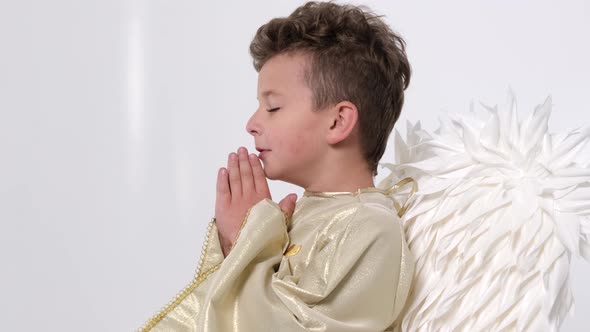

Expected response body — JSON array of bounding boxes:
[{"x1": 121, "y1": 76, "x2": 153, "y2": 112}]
[{"x1": 303, "y1": 177, "x2": 417, "y2": 218}]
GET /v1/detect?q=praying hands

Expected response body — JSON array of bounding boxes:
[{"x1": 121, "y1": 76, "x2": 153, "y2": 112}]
[{"x1": 215, "y1": 146, "x2": 297, "y2": 256}]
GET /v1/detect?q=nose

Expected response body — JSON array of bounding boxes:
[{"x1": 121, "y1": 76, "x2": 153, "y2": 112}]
[{"x1": 246, "y1": 111, "x2": 261, "y2": 136}]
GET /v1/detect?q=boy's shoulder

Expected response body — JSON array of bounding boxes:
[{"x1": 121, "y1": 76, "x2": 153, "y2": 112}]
[
  {"x1": 288, "y1": 194, "x2": 404, "y2": 243},
  {"x1": 327, "y1": 198, "x2": 403, "y2": 243}
]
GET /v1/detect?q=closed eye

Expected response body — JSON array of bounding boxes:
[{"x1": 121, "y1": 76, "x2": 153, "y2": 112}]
[{"x1": 267, "y1": 107, "x2": 280, "y2": 112}]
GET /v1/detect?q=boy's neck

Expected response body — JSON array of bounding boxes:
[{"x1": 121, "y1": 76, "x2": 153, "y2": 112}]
[
  {"x1": 304, "y1": 182, "x2": 375, "y2": 193},
  {"x1": 303, "y1": 162, "x2": 375, "y2": 193}
]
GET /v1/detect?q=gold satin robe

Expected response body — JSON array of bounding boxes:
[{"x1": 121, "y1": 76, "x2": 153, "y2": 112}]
[{"x1": 140, "y1": 187, "x2": 414, "y2": 332}]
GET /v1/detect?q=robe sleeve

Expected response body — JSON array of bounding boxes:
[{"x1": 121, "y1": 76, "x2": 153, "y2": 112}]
[
  {"x1": 145, "y1": 198, "x2": 414, "y2": 332},
  {"x1": 140, "y1": 218, "x2": 226, "y2": 332},
  {"x1": 203, "y1": 198, "x2": 413, "y2": 331}
]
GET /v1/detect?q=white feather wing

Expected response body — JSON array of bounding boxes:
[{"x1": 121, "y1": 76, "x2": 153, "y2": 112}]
[{"x1": 379, "y1": 92, "x2": 590, "y2": 331}]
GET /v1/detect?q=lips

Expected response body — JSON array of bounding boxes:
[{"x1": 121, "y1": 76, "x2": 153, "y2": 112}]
[{"x1": 256, "y1": 147, "x2": 270, "y2": 159}]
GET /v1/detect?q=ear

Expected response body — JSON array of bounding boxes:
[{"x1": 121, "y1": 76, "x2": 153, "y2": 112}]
[{"x1": 325, "y1": 101, "x2": 359, "y2": 145}]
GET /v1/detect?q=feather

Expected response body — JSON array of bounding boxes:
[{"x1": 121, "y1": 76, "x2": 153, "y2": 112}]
[{"x1": 380, "y1": 91, "x2": 590, "y2": 331}]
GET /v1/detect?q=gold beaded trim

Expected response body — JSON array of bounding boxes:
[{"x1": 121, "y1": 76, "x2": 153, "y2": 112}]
[
  {"x1": 138, "y1": 207, "x2": 255, "y2": 331},
  {"x1": 138, "y1": 219, "x2": 220, "y2": 332},
  {"x1": 226, "y1": 207, "x2": 252, "y2": 254}
]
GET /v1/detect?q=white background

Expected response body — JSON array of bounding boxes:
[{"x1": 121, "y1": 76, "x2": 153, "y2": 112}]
[{"x1": 1, "y1": 0, "x2": 588, "y2": 331}]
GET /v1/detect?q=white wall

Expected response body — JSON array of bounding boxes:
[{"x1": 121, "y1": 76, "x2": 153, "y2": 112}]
[{"x1": 1, "y1": 0, "x2": 588, "y2": 330}]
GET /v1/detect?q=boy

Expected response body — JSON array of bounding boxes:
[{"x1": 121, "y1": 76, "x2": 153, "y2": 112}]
[{"x1": 141, "y1": 1, "x2": 414, "y2": 331}]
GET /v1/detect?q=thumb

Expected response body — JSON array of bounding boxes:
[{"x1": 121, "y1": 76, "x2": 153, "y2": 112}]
[{"x1": 278, "y1": 193, "x2": 297, "y2": 220}]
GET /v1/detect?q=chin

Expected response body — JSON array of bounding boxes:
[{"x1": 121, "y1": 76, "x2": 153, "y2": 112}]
[
  {"x1": 264, "y1": 167, "x2": 302, "y2": 187},
  {"x1": 262, "y1": 165, "x2": 280, "y2": 181},
  {"x1": 263, "y1": 165, "x2": 294, "y2": 183}
]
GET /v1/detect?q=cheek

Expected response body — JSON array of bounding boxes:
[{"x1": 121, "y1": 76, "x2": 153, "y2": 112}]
[
  {"x1": 272, "y1": 127, "x2": 304, "y2": 156},
  {"x1": 288, "y1": 133, "x2": 306, "y2": 155},
  {"x1": 277, "y1": 131, "x2": 305, "y2": 156},
  {"x1": 285, "y1": 125, "x2": 318, "y2": 157}
]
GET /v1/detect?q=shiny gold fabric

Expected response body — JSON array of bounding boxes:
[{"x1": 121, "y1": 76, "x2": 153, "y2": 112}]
[{"x1": 142, "y1": 189, "x2": 414, "y2": 332}]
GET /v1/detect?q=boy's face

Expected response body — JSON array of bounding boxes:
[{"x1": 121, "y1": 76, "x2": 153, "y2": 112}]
[{"x1": 246, "y1": 52, "x2": 330, "y2": 186}]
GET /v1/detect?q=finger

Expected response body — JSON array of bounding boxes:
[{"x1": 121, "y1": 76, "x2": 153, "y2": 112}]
[
  {"x1": 227, "y1": 152, "x2": 242, "y2": 199},
  {"x1": 237, "y1": 147, "x2": 255, "y2": 195},
  {"x1": 278, "y1": 193, "x2": 298, "y2": 219},
  {"x1": 249, "y1": 153, "x2": 270, "y2": 197},
  {"x1": 216, "y1": 167, "x2": 231, "y2": 205}
]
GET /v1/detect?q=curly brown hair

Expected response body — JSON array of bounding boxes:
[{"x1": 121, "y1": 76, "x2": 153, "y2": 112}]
[{"x1": 249, "y1": 1, "x2": 411, "y2": 176}]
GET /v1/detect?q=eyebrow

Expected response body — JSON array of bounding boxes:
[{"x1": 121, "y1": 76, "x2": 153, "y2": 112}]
[{"x1": 257, "y1": 90, "x2": 282, "y2": 100}]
